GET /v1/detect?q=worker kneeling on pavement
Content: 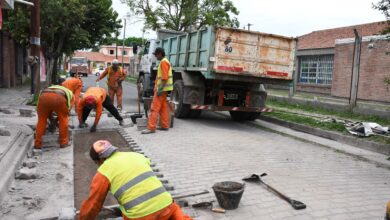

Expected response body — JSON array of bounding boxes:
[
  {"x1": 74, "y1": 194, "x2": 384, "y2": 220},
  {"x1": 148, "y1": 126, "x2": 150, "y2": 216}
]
[
  {"x1": 79, "y1": 140, "x2": 193, "y2": 220},
  {"x1": 34, "y1": 85, "x2": 74, "y2": 152},
  {"x1": 77, "y1": 87, "x2": 124, "y2": 132}
]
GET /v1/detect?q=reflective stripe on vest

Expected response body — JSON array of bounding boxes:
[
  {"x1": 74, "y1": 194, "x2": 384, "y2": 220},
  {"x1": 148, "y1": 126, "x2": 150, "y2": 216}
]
[
  {"x1": 113, "y1": 171, "x2": 155, "y2": 199},
  {"x1": 47, "y1": 85, "x2": 73, "y2": 111},
  {"x1": 98, "y1": 152, "x2": 172, "y2": 218},
  {"x1": 157, "y1": 58, "x2": 173, "y2": 92}
]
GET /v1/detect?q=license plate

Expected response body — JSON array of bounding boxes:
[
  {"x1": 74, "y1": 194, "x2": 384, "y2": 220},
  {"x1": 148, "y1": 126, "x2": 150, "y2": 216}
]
[{"x1": 225, "y1": 93, "x2": 238, "y2": 100}]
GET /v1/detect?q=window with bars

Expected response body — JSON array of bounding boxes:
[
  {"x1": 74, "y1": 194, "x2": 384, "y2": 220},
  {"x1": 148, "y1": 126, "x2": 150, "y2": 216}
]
[{"x1": 299, "y1": 55, "x2": 334, "y2": 85}]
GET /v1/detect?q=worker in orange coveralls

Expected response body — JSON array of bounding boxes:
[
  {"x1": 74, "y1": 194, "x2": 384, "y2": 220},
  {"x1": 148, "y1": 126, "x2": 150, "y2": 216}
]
[
  {"x1": 79, "y1": 140, "x2": 193, "y2": 220},
  {"x1": 386, "y1": 201, "x2": 390, "y2": 220},
  {"x1": 141, "y1": 48, "x2": 173, "y2": 134},
  {"x1": 33, "y1": 85, "x2": 74, "y2": 155},
  {"x1": 62, "y1": 76, "x2": 83, "y2": 111},
  {"x1": 77, "y1": 87, "x2": 124, "y2": 132},
  {"x1": 96, "y1": 59, "x2": 126, "y2": 111}
]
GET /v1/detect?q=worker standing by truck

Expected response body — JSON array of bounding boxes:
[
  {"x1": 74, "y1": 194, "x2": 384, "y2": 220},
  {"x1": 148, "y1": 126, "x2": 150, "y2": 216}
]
[
  {"x1": 142, "y1": 48, "x2": 173, "y2": 134},
  {"x1": 33, "y1": 85, "x2": 74, "y2": 154},
  {"x1": 77, "y1": 87, "x2": 124, "y2": 132},
  {"x1": 79, "y1": 140, "x2": 193, "y2": 220},
  {"x1": 96, "y1": 59, "x2": 126, "y2": 112}
]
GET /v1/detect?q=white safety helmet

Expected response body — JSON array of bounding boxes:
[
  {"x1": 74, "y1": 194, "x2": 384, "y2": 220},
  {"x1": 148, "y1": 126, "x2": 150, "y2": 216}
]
[{"x1": 112, "y1": 59, "x2": 119, "y2": 64}]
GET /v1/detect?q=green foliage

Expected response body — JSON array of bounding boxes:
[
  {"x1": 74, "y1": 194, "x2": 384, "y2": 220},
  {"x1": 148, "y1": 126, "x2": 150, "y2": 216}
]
[
  {"x1": 373, "y1": 0, "x2": 390, "y2": 33},
  {"x1": 3, "y1": 0, "x2": 121, "y2": 84},
  {"x1": 125, "y1": 0, "x2": 239, "y2": 31},
  {"x1": 98, "y1": 36, "x2": 144, "y2": 49}
]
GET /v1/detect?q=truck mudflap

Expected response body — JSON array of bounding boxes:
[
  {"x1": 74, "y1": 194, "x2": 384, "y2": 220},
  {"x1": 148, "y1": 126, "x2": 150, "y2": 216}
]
[{"x1": 190, "y1": 105, "x2": 273, "y2": 113}]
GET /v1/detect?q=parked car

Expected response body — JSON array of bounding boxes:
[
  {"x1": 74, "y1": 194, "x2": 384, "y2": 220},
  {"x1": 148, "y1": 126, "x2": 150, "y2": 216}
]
[{"x1": 95, "y1": 66, "x2": 104, "y2": 76}]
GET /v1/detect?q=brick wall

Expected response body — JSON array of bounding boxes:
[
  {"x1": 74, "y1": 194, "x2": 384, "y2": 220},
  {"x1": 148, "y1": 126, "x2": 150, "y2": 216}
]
[
  {"x1": 332, "y1": 37, "x2": 390, "y2": 103},
  {"x1": 297, "y1": 84, "x2": 331, "y2": 94}
]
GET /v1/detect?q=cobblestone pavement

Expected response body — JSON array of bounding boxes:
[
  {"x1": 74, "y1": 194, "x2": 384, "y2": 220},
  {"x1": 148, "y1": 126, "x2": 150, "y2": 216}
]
[{"x1": 125, "y1": 112, "x2": 390, "y2": 220}]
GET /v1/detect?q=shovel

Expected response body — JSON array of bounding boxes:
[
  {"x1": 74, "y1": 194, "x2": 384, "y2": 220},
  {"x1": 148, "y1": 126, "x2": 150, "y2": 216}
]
[
  {"x1": 243, "y1": 173, "x2": 306, "y2": 210},
  {"x1": 130, "y1": 86, "x2": 144, "y2": 124}
]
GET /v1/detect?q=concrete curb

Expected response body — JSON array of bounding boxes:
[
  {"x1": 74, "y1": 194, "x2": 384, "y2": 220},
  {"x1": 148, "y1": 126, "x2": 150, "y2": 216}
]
[
  {"x1": 268, "y1": 95, "x2": 390, "y2": 120},
  {"x1": 0, "y1": 126, "x2": 34, "y2": 201},
  {"x1": 259, "y1": 115, "x2": 390, "y2": 156}
]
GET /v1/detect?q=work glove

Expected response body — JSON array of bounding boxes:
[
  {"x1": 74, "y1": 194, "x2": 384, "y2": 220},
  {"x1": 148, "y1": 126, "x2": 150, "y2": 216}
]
[
  {"x1": 90, "y1": 124, "x2": 97, "y2": 132},
  {"x1": 157, "y1": 86, "x2": 164, "y2": 97}
]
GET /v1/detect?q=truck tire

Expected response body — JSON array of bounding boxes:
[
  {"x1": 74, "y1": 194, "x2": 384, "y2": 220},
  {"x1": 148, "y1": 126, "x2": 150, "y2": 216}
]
[
  {"x1": 189, "y1": 109, "x2": 202, "y2": 118},
  {"x1": 172, "y1": 80, "x2": 190, "y2": 118},
  {"x1": 229, "y1": 111, "x2": 260, "y2": 121}
]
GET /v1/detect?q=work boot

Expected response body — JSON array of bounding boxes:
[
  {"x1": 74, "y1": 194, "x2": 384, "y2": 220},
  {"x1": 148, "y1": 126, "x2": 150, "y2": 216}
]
[
  {"x1": 141, "y1": 129, "x2": 155, "y2": 134},
  {"x1": 60, "y1": 143, "x2": 70, "y2": 148},
  {"x1": 78, "y1": 123, "x2": 88, "y2": 128},
  {"x1": 157, "y1": 127, "x2": 169, "y2": 131},
  {"x1": 117, "y1": 106, "x2": 122, "y2": 112},
  {"x1": 32, "y1": 148, "x2": 43, "y2": 156}
]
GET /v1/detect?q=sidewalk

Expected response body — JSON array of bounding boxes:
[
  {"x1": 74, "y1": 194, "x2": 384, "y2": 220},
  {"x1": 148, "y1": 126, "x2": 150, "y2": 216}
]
[{"x1": 268, "y1": 89, "x2": 390, "y2": 119}]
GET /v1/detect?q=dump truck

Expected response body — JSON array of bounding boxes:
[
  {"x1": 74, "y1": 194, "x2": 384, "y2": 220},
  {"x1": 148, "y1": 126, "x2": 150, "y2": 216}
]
[
  {"x1": 70, "y1": 57, "x2": 90, "y2": 77},
  {"x1": 138, "y1": 26, "x2": 296, "y2": 120}
]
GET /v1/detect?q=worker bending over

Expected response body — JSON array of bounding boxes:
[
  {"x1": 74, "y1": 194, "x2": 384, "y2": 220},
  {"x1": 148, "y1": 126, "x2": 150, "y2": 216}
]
[
  {"x1": 34, "y1": 85, "x2": 74, "y2": 153},
  {"x1": 142, "y1": 48, "x2": 173, "y2": 134},
  {"x1": 77, "y1": 87, "x2": 124, "y2": 132},
  {"x1": 96, "y1": 59, "x2": 126, "y2": 111},
  {"x1": 79, "y1": 140, "x2": 192, "y2": 220}
]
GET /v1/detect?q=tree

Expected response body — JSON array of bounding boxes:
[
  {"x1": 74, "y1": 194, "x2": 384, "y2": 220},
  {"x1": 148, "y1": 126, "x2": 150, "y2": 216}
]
[
  {"x1": 373, "y1": 0, "x2": 390, "y2": 33},
  {"x1": 3, "y1": 0, "x2": 121, "y2": 84},
  {"x1": 125, "y1": 0, "x2": 239, "y2": 31}
]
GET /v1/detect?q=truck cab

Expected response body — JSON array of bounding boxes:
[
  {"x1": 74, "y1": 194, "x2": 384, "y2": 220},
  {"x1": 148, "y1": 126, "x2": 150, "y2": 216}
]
[{"x1": 70, "y1": 57, "x2": 90, "y2": 77}]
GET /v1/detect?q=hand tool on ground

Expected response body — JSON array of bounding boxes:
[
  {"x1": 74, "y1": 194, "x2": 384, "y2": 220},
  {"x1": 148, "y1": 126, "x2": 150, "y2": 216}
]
[
  {"x1": 172, "y1": 190, "x2": 210, "y2": 200},
  {"x1": 192, "y1": 201, "x2": 226, "y2": 213},
  {"x1": 243, "y1": 173, "x2": 306, "y2": 210},
  {"x1": 130, "y1": 86, "x2": 144, "y2": 124}
]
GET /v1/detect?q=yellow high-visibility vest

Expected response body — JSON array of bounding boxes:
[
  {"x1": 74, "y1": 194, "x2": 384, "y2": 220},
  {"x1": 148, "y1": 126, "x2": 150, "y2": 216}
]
[
  {"x1": 41, "y1": 85, "x2": 74, "y2": 111},
  {"x1": 157, "y1": 58, "x2": 173, "y2": 92},
  {"x1": 98, "y1": 152, "x2": 172, "y2": 218}
]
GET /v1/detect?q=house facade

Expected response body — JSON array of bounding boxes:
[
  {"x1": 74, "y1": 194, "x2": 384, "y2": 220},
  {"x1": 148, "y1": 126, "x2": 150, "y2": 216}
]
[{"x1": 295, "y1": 21, "x2": 389, "y2": 102}]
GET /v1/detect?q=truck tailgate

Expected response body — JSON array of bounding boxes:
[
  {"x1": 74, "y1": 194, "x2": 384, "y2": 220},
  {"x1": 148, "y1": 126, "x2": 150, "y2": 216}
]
[{"x1": 213, "y1": 27, "x2": 296, "y2": 80}]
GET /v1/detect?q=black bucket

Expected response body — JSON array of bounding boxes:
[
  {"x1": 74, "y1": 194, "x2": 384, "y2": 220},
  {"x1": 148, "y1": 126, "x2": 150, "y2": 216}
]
[{"x1": 212, "y1": 181, "x2": 245, "y2": 210}]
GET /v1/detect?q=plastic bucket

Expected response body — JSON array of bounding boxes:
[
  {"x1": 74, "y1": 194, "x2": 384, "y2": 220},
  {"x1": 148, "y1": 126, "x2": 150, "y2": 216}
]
[{"x1": 212, "y1": 181, "x2": 245, "y2": 210}]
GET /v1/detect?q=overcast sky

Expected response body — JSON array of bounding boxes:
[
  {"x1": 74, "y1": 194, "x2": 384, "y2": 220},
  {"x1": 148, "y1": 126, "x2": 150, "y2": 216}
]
[{"x1": 112, "y1": 0, "x2": 386, "y2": 39}]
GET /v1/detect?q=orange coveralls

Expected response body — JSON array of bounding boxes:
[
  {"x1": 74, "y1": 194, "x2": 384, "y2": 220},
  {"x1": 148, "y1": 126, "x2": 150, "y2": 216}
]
[
  {"x1": 35, "y1": 89, "x2": 74, "y2": 148},
  {"x1": 98, "y1": 66, "x2": 126, "y2": 109},
  {"x1": 147, "y1": 60, "x2": 170, "y2": 131},
  {"x1": 77, "y1": 87, "x2": 106, "y2": 126},
  {"x1": 79, "y1": 172, "x2": 192, "y2": 220},
  {"x1": 62, "y1": 77, "x2": 83, "y2": 110}
]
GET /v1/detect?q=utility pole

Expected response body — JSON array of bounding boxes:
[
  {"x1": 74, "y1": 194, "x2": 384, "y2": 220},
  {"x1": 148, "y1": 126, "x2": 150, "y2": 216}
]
[
  {"x1": 30, "y1": 0, "x2": 40, "y2": 95},
  {"x1": 122, "y1": 18, "x2": 126, "y2": 67},
  {"x1": 349, "y1": 29, "x2": 362, "y2": 108},
  {"x1": 247, "y1": 23, "x2": 252, "y2": 31}
]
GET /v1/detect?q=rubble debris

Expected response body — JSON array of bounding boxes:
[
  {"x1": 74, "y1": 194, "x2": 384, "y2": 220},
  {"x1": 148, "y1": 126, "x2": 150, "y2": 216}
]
[
  {"x1": 19, "y1": 109, "x2": 33, "y2": 117},
  {"x1": 0, "y1": 108, "x2": 13, "y2": 114},
  {"x1": 15, "y1": 168, "x2": 40, "y2": 180},
  {"x1": 346, "y1": 122, "x2": 389, "y2": 137},
  {"x1": 22, "y1": 161, "x2": 38, "y2": 168},
  {"x1": 56, "y1": 173, "x2": 65, "y2": 181},
  {"x1": 23, "y1": 197, "x2": 43, "y2": 210},
  {"x1": 0, "y1": 128, "x2": 11, "y2": 136}
]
